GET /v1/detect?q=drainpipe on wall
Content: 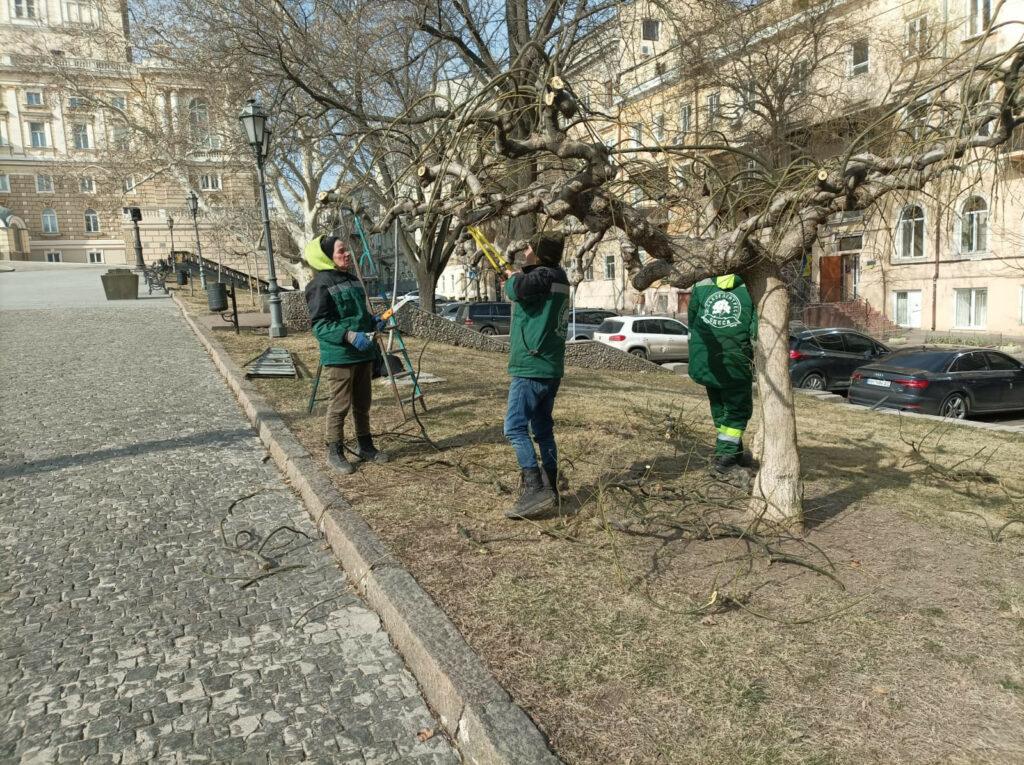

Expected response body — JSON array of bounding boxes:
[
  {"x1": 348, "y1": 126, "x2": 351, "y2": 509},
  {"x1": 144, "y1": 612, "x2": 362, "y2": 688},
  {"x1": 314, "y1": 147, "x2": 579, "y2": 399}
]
[{"x1": 931, "y1": 208, "x2": 941, "y2": 331}]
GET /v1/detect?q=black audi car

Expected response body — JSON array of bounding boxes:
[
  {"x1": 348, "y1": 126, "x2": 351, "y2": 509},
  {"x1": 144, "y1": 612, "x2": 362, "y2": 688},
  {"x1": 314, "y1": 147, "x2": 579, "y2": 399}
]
[
  {"x1": 848, "y1": 347, "x2": 1024, "y2": 418},
  {"x1": 789, "y1": 328, "x2": 890, "y2": 391}
]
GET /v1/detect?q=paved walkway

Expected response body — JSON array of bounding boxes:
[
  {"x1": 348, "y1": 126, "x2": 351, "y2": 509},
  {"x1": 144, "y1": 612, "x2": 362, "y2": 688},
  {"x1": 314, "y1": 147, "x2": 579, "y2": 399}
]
[{"x1": 0, "y1": 265, "x2": 457, "y2": 764}]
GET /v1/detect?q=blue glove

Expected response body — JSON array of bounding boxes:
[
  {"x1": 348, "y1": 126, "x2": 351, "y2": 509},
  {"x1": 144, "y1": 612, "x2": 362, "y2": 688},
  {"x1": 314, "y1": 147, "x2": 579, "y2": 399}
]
[
  {"x1": 346, "y1": 331, "x2": 374, "y2": 351},
  {"x1": 373, "y1": 315, "x2": 389, "y2": 332}
]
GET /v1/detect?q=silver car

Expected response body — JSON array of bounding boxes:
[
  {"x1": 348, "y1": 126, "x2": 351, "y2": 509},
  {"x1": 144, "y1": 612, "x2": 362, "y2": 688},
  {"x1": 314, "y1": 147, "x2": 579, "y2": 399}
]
[
  {"x1": 567, "y1": 308, "x2": 619, "y2": 340},
  {"x1": 592, "y1": 315, "x2": 690, "y2": 361}
]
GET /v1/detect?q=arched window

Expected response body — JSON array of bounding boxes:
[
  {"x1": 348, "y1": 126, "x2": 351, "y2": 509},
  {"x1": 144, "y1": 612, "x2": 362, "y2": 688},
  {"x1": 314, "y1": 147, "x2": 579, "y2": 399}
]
[
  {"x1": 41, "y1": 208, "x2": 59, "y2": 234},
  {"x1": 188, "y1": 97, "x2": 220, "y2": 150},
  {"x1": 960, "y1": 196, "x2": 987, "y2": 253},
  {"x1": 896, "y1": 204, "x2": 925, "y2": 259},
  {"x1": 84, "y1": 208, "x2": 100, "y2": 233}
]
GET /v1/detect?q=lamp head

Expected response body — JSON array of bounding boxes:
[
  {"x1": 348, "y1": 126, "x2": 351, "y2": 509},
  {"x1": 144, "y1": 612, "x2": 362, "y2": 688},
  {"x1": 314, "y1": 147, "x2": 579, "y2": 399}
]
[
  {"x1": 187, "y1": 191, "x2": 199, "y2": 216},
  {"x1": 238, "y1": 98, "x2": 267, "y2": 150}
]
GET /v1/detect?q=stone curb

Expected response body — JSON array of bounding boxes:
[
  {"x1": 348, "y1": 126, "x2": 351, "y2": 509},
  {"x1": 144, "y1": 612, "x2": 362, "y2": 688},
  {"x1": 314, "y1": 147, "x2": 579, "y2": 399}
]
[
  {"x1": 170, "y1": 295, "x2": 561, "y2": 765},
  {"x1": 792, "y1": 386, "x2": 1024, "y2": 433}
]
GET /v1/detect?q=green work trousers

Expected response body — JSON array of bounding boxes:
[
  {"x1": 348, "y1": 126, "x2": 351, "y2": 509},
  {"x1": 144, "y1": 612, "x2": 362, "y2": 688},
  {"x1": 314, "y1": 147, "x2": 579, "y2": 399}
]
[{"x1": 706, "y1": 384, "x2": 753, "y2": 455}]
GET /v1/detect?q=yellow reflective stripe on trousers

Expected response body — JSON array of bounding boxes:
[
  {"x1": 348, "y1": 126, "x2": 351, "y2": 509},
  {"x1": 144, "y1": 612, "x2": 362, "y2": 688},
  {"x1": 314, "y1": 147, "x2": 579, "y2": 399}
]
[{"x1": 716, "y1": 425, "x2": 744, "y2": 440}]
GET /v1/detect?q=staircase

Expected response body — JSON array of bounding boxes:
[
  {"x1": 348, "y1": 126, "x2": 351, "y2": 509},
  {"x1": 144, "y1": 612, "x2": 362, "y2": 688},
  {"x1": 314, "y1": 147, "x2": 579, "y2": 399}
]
[{"x1": 801, "y1": 298, "x2": 902, "y2": 338}]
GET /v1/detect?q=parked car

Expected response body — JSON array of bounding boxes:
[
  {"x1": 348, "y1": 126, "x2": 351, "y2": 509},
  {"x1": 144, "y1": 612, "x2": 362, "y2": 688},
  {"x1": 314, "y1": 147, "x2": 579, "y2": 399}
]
[
  {"x1": 567, "y1": 308, "x2": 619, "y2": 340},
  {"x1": 440, "y1": 302, "x2": 465, "y2": 321},
  {"x1": 455, "y1": 301, "x2": 512, "y2": 335},
  {"x1": 789, "y1": 328, "x2": 890, "y2": 391},
  {"x1": 592, "y1": 315, "x2": 689, "y2": 361},
  {"x1": 848, "y1": 347, "x2": 1024, "y2": 419}
]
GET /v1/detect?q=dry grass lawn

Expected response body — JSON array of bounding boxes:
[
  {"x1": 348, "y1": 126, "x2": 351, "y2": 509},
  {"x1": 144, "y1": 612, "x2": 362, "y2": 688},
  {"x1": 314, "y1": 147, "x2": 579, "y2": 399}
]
[{"x1": 180, "y1": 290, "x2": 1024, "y2": 765}]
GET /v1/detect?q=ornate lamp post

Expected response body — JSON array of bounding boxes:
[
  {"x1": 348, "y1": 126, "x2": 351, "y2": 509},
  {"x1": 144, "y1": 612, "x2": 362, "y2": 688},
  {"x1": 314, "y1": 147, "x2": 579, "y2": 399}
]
[
  {"x1": 167, "y1": 214, "x2": 175, "y2": 267},
  {"x1": 238, "y1": 97, "x2": 285, "y2": 338},
  {"x1": 186, "y1": 191, "x2": 207, "y2": 288}
]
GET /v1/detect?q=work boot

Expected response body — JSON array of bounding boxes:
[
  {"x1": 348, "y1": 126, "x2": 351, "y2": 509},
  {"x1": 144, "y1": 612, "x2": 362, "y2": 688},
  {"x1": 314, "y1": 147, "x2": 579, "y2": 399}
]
[
  {"x1": 712, "y1": 452, "x2": 741, "y2": 474},
  {"x1": 542, "y1": 464, "x2": 570, "y2": 496},
  {"x1": 737, "y1": 440, "x2": 755, "y2": 468},
  {"x1": 326, "y1": 441, "x2": 355, "y2": 475},
  {"x1": 505, "y1": 468, "x2": 556, "y2": 520},
  {"x1": 355, "y1": 435, "x2": 389, "y2": 464}
]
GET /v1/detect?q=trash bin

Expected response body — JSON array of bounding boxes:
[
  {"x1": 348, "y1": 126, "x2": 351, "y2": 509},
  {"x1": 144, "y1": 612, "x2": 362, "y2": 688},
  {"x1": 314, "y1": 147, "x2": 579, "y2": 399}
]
[
  {"x1": 206, "y1": 282, "x2": 228, "y2": 312},
  {"x1": 176, "y1": 270, "x2": 189, "y2": 285},
  {"x1": 100, "y1": 268, "x2": 139, "y2": 300}
]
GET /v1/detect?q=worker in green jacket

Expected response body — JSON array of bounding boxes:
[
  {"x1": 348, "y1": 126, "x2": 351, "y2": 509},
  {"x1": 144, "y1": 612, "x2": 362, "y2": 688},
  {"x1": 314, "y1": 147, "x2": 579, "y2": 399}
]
[
  {"x1": 501, "y1": 234, "x2": 571, "y2": 520},
  {"x1": 304, "y1": 234, "x2": 389, "y2": 475},
  {"x1": 687, "y1": 274, "x2": 758, "y2": 473}
]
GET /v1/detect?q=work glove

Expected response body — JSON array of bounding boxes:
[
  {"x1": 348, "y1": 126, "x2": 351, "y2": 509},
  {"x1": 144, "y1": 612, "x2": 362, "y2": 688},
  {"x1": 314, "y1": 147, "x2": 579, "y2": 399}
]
[
  {"x1": 373, "y1": 315, "x2": 389, "y2": 332},
  {"x1": 345, "y1": 331, "x2": 374, "y2": 351}
]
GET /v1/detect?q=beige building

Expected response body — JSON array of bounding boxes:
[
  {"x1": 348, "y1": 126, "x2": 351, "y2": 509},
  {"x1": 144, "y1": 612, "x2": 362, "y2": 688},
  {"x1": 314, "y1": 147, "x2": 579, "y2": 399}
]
[
  {"x1": 559, "y1": 0, "x2": 1024, "y2": 335},
  {"x1": 0, "y1": 0, "x2": 259, "y2": 268}
]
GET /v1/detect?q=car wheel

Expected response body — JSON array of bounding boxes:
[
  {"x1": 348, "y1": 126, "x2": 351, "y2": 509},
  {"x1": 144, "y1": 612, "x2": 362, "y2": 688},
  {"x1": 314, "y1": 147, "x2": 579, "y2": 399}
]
[
  {"x1": 479, "y1": 326, "x2": 497, "y2": 336},
  {"x1": 800, "y1": 372, "x2": 827, "y2": 391},
  {"x1": 574, "y1": 335, "x2": 589, "y2": 341},
  {"x1": 629, "y1": 348, "x2": 648, "y2": 360},
  {"x1": 940, "y1": 392, "x2": 968, "y2": 420}
]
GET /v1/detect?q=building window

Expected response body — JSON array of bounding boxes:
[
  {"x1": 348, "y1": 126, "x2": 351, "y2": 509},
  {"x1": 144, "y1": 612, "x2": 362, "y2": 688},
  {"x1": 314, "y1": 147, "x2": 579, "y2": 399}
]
[
  {"x1": 631, "y1": 123, "x2": 643, "y2": 147},
  {"x1": 894, "y1": 290, "x2": 922, "y2": 327},
  {"x1": 199, "y1": 173, "x2": 222, "y2": 191},
  {"x1": 960, "y1": 196, "x2": 988, "y2": 253},
  {"x1": 123, "y1": 176, "x2": 136, "y2": 193},
  {"x1": 36, "y1": 174, "x2": 53, "y2": 192},
  {"x1": 584, "y1": 264, "x2": 593, "y2": 281},
  {"x1": 642, "y1": 18, "x2": 660, "y2": 41},
  {"x1": 68, "y1": 95, "x2": 86, "y2": 109},
  {"x1": 80, "y1": 176, "x2": 95, "y2": 192},
  {"x1": 954, "y1": 287, "x2": 987, "y2": 329},
  {"x1": 895, "y1": 204, "x2": 925, "y2": 259},
  {"x1": 604, "y1": 254, "x2": 616, "y2": 280},
  {"x1": 653, "y1": 113, "x2": 665, "y2": 141},
  {"x1": 0, "y1": 121, "x2": 6, "y2": 145},
  {"x1": 72, "y1": 123, "x2": 90, "y2": 149},
  {"x1": 792, "y1": 61, "x2": 810, "y2": 94},
  {"x1": 188, "y1": 98, "x2": 221, "y2": 150},
  {"x1": 41, "y1": 208, "x2": 59, "y2": 234},
  {"x1": 84, "y1": 208, "x2": 100, "y2": 233},
  {"x1": 25, "y1": 90, "x2": 43, "y2": 107},
  {"x1": 111, "y1": 124, "x2": 129, "y2": 149},
  {"x1": 679, "y1": 103, "x2": 691, "y2": 134},
  {"x1": 967, "y1": 0, "x2": 991, "y2": 36},
  {"x1": 46, "y1": 252, "x2": 62, "y2": 263},
  {"x1": 0, "y1": 174, "x2": 9, "y2": 193},
  {"x1": 14, "y1": 0, "x2": 38, "y2": 17},
  {"x1": 87, "y1": 250, "x2": 104, "y2": 264},
  {"x1": 111, "y1": 95, "x2": 126, "y2": 110},
  {"x1": 30, "y1": 122, "x2": 47, "y2": 148},
  {"x1": 903, "y1": 98, "x2": 929, "y2": 141},
  {"x1": 63, "y1": 0, "x2": 92, "y2": 23},
  {"x1": 851, "y1": 39, "x2": 869, "y2": 76},
  {"x1": 906, "y1": 15, "x2": 929, "y2": 57},
  {"x1": 707, "y1": 92, "x2": 720, "y2": 124}
]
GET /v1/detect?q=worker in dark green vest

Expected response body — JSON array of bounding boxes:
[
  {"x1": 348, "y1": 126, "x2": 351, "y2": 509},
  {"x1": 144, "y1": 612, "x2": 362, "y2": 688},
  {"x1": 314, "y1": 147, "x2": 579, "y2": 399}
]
[
  {"x1": 501, "y1": 234, "x2": 571, "y2": 520},
  {"x1": 687, "y1": 274, "x2": 758, "y2": 473}
]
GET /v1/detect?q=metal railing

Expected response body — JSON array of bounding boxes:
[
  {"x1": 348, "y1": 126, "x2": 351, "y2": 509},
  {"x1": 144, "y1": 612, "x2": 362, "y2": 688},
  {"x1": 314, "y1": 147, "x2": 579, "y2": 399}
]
[{"x1": 172, "y1": 251, "x2": 271, "y2": 293}]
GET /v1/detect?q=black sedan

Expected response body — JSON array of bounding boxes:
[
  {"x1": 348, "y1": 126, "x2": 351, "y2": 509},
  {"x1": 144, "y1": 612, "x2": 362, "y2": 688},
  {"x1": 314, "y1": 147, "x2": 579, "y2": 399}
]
[
  {"x1": 848, "y1": 347, "x2": 1024, "y2": 419},
  {"x1": 789, "y1": 328, "x2": 890, "y2": 391}
]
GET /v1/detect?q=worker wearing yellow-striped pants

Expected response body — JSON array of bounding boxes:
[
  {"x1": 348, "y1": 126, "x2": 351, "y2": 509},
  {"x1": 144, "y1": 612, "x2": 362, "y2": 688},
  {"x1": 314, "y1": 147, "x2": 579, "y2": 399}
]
[{"x1": 706, "y1": 384, "x2": 753, "y2": 460}]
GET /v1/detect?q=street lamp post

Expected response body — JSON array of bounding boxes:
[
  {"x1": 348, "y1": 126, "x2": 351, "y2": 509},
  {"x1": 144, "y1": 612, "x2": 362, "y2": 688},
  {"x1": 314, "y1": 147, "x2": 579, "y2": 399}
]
[
  {"x1": 238, "y1": 98, "x2": 286, "y2": 338},
  {"x1": 167, "y1": 214, "x2": 175, "y2": 267},
  {"x1": 187, "y1": 191, "x2": 207, "y2": 289},
  {"x1": 127, "y1": 207, "x2": 145, "y2": 271}
]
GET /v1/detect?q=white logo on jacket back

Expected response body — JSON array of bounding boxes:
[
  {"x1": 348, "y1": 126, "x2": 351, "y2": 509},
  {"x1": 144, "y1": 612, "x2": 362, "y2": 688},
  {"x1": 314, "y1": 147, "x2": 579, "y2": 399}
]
[{"x1": 700, "y1": 291, "x2": 742, "y2": 329}]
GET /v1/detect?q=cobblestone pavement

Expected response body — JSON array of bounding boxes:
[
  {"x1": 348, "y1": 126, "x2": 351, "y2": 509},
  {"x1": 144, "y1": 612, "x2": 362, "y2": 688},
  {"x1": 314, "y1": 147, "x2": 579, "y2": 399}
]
[{"x1": 0, "y1": 268, "x2": 458, "y2": 764}]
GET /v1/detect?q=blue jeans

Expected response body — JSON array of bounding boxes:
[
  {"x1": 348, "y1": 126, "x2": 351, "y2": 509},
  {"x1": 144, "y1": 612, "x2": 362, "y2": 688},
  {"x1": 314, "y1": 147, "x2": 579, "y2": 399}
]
[{"x1": 504, "y1": 377, "x2": 561, "y2": 470}]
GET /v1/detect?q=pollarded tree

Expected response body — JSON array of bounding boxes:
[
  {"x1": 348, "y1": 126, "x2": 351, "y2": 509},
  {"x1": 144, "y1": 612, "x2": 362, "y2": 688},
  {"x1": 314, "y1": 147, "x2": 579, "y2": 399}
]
[{"x1": 374, "y1": 0, "x2": 1024, "y2": 528}]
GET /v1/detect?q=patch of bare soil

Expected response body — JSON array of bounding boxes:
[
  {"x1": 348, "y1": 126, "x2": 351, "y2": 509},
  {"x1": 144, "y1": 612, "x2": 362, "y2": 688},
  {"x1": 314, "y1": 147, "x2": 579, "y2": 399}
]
[{"x1": 181, "y1": 293, "x2": 1024, "y2": 765}]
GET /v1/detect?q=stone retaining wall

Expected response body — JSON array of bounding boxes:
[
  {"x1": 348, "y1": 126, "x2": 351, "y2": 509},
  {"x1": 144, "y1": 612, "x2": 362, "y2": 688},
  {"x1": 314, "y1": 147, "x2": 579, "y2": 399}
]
[{"x1": 281, "y1": 290, "x2": 311, "y2": 332}]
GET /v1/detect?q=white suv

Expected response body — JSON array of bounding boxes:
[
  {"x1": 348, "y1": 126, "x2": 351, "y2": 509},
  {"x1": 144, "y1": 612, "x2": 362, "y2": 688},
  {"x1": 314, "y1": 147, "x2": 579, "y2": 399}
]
[{"x1": 592, "y1": 315, "x2": 690, "y2": 361}]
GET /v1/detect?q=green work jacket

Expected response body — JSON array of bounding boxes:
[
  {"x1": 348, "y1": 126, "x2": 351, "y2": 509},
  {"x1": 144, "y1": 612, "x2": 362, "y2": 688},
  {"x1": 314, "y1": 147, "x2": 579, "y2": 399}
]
[{"x1": 686, "y1": 274, "x2": 758, "y2": 387}]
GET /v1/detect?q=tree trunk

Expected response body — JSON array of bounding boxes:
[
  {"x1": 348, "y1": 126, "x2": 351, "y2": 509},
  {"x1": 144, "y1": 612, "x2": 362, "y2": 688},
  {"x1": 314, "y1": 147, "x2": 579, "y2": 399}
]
[
  {"x1": 745, "y1": 261, "x2": 804, "y2": 531},
  {"x1": 417, "y1": 265, "x2": 438, "y2": 313}
]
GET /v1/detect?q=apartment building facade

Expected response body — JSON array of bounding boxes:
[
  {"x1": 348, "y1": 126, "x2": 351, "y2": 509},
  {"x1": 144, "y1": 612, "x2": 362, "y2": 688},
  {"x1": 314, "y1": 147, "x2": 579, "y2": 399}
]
[
  {"x1": 0, "y1": 0, "x2": 259, "y2": 267},
  {"x1": 563, "y1": 0, "x2": 1024, "y2": 334}
]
